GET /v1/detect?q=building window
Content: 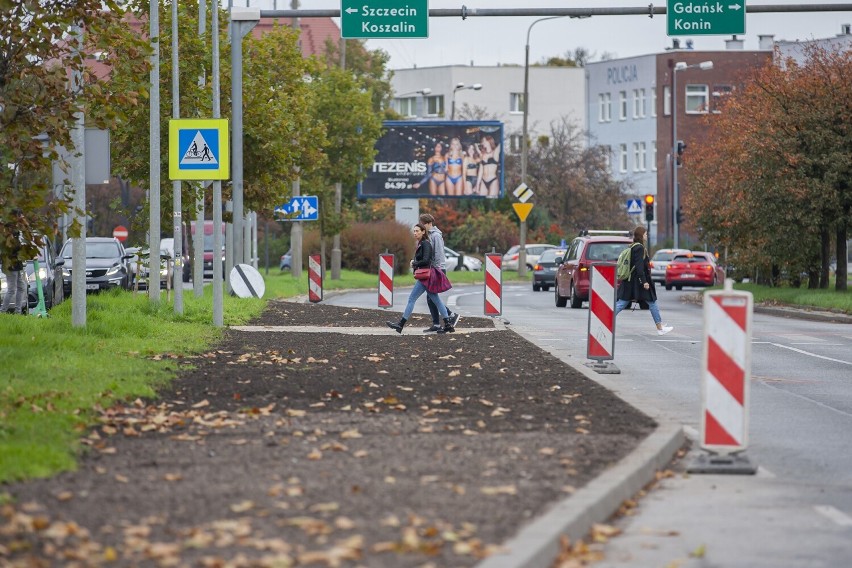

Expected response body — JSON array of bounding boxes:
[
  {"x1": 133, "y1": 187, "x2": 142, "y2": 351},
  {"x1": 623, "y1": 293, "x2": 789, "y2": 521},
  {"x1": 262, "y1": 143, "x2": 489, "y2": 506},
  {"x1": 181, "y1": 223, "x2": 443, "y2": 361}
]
[
  {"x1": 639, "y1": 89, "x2": 647, "y2": 118},
  {"x1": 632, "y1": 90, "x2": 640, "y2": 118},
  {"x1": 425, "y1": 95, "x2": 444, "y2": 117},
  {"x1": 619, "y1": 144, "x2": 628, "y2": 173},
  {"x1": 686, "y1": 84, "x2": 710, "y2": 114},
  {"x1": 619, "y1": 91, "x2": 627, "y2": 121},
  {"x1": 602, "y1": 145, "x2": 612, "y2": 170},
  {"x1": 510, "y1": 92, "x2": 525, "y2": 114},
  {"x1": 651, "y1": 88, "x2": 657, "y2": 117},
  {"x1": 651, "y1": 141, "x2": 657, "y2": 171},
  {"x1": 509, "y1": 134, "x2": 522, "y2": 154},
  {"x1": 639, "y1": 142, "x2": 647, "y2": 171},
  {"x1": 711, "y1": 85, "x2": 733, "y2": 113},
  {"x1": 632, "y1": 143, "x2": 640, "y2": 171},
  {"x1": 663, "y1": 85, "x2": 671, "y2": 116},
  {"x1": 395, "y1": 97, "x2": 416, "y2": 117},
  {"x1": 598, "y1": 93, "x2": 613, "y2": 122}
]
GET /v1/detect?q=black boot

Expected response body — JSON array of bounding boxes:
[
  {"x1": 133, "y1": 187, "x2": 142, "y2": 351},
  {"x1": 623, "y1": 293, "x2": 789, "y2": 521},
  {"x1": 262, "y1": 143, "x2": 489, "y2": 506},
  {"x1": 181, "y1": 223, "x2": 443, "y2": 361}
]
[
  {"x1": 437, "y1": 317, "x2": 455, "y2": 334},
  {"x1": 386, "y1": 317, "x2": 407, "y2": 334}
]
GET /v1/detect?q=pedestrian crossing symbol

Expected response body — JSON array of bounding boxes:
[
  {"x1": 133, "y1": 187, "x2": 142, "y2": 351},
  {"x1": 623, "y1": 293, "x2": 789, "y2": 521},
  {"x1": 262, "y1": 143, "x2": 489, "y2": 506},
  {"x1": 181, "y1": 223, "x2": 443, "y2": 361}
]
[
  {"x1": 627, "y1": 198, "x2": 643, "y2": 214},
  {"x1": 169, "y1": 118, "x2": 230, "y2": 180}
]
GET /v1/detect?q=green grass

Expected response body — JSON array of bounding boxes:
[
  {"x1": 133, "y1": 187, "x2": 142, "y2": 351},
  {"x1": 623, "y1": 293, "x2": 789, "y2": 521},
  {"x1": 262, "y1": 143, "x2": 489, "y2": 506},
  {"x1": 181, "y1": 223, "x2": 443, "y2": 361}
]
[{"x1": 2, "y1": 269, "x2": 846, "y2": 483}]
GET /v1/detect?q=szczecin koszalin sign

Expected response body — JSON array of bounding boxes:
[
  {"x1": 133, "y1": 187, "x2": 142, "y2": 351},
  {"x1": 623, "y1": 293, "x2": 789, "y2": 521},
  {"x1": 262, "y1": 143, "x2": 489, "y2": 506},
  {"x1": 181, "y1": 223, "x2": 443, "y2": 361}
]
[{"x1": 341, "y1": 0, "x2": 428, "y2": 39}]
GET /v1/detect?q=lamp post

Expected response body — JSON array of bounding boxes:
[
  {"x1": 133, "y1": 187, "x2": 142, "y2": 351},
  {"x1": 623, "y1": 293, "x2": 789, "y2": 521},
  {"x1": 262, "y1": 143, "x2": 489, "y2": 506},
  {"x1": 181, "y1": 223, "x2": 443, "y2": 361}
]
[
  {"x1": 519, "y1": 15, "x2": 566, "y2": 277},
  {"x1": 672, "y1": 60, "x2": 712, "y2": 248},
  {"x1": 450, "y1": 82, "x2": 482, "y2": 120}
]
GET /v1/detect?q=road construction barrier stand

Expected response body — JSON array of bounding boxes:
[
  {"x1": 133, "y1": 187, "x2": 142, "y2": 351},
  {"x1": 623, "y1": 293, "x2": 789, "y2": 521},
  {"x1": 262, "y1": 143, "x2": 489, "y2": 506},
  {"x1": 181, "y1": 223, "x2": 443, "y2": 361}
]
[
  {"x1": 585, "y1": 263, "x2": 619, "y2": 374},
  {"x1": 484, "y1": 253, "x2": 502, "y2": 316},
  {"x1": 308, "y1": 254, "x2": 323, "y2": 303},
  {"x1": 378, "y1": 253, "x2": 394, "y2": 308},
  {"x1": 688, "y1": 279, "x2": 757, "y2": 474}
]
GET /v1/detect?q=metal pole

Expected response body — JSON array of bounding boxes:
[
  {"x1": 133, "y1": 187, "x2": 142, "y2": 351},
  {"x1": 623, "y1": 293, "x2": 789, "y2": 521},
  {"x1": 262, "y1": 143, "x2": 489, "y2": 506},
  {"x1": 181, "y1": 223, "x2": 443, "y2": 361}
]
[
  {"x1": 70, "y1": 23, "x2": 86, "y2": 328},
  {"x1": 194, "y1": 0, "x2": 206, "y2": 297},
  {"x1": 212, "y1": 0, "x2": 223, "y2": 326},
  {"x1": 231, "y1": 16, "x2": 244, "y2": 265},
  {"x1": 149, "y1": 0, "x2": 161, "y2": 305},
  {"x1": 172, "y1": 0, "x2": 183, "y2": 314},
  {"x1": 672, "y1": 67, "x2": 679, "y2": 249},
  {"x1": 331, "y1": 39, "x2": 345, "y2": 280}
]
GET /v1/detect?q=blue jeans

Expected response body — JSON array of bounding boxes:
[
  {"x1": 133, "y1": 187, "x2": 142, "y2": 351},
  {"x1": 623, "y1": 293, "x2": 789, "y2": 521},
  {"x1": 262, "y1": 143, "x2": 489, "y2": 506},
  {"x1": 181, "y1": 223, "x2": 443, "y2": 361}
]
[
  {"x1": 615, "y1": 299, "x2": 662, "y2": 325},
  {"x1": 403, "y1": 280, "x2": 449, "y2": 321}
]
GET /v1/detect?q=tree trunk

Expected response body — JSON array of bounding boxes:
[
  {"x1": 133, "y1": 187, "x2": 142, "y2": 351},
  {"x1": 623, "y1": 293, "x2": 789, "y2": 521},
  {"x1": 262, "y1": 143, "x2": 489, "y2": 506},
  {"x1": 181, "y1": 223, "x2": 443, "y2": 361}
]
[
  {"x1": 819, "y1": 228, "x2": 830, "y2": 289},
  {"x1": 837, "y1": 224, "x2": 848, "y2": 292}
]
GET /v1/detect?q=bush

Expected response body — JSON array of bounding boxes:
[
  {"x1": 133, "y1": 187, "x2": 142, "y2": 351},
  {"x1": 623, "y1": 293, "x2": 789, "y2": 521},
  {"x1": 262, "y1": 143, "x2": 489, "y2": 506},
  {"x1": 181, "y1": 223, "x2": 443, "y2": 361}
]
[{"x1": 303, "y1": 221, "x2": 414, "y2": 274}]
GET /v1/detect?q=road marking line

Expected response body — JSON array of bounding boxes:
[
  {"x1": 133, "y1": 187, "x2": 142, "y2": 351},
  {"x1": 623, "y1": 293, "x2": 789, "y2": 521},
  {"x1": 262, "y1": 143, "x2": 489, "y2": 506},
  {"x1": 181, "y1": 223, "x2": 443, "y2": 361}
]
[
  {"x1": 770, "y1": 343, "x2": 852, "y2": 366},
  {"x1": 814, "y1": 505, "x2": 852, "y2": 527},
  {"x1": 790, "y1": 343, "x2": 844, "y2": 346}
]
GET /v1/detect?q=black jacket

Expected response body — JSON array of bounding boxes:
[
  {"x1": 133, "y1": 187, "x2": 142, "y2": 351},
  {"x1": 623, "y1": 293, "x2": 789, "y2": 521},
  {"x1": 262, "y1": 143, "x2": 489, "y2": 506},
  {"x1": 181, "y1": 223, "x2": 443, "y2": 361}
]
[
  {"x1": 617, "y1": 242, "x2": 657, "y2": 303},
  {"x1": 413, "y1": 239, "x2": 434, "y2": 269}
]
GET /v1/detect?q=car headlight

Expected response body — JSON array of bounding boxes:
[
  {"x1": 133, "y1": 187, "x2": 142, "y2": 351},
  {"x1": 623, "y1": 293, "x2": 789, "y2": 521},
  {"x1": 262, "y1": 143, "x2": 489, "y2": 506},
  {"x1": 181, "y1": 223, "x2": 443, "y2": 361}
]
[
  {"x1": 106, "y1": 264, "x2": 123, "y2": 277},
  {"x1": 27, "y1": 268, "x2": 48, "y2": 283},
  {"x1": 62, "y1": 268, "x2": 71, "y2": 277}
]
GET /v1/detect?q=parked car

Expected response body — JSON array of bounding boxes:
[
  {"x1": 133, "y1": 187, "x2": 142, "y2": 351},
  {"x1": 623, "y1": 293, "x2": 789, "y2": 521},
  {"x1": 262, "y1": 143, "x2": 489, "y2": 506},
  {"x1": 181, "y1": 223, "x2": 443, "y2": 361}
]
[
  {"x1": 532, "y1": 248, "x2": 567, "y2": 292},
  {"x1": 280, "y1": 250, "x2": 292, "y2": 271},
  {"x1": 649, "y1": 248, "x2": 690, "y2": 284},
  {"x1": 59, "y1": 237, "x2": 133, "y2": 295},
  {"x1": 444, "y1": 246, "x2": 482, "y2": 271},
  {"x1": 0, "y1": 235, "x2": 62, "y2": 312},
  {"x1": 664, "y1": 252, "x2": 726, "y2": 290},
  {"x1": 502, "y1": 244, "x2": 556, "y2": 271},
  {"x1": 555, "y1": 231, "x2": 632, "y2": 308}
]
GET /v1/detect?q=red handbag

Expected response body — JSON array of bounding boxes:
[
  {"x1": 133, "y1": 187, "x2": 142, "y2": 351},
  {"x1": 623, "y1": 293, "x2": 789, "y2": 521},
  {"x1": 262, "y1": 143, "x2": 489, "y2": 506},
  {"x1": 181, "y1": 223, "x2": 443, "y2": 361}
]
[{"x1": 413, "y1": 268, "x2": 431, "y2": 280}]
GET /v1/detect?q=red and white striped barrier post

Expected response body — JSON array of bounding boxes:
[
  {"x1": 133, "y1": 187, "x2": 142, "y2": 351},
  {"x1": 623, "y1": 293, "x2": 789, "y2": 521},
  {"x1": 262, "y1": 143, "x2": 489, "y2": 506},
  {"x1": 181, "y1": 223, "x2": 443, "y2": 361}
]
[
  {"x1": 378, "y1": 253, "x2": 394, "y2": 308},
  {"x1": 308, "y1": 253, "x2": 323, "y2": 303},
  {"x1": 484, "y1": 253, "x2": 502, "y2": 316},
  {"x1": 689, "y1": 279, "x2": 757, "y2": 474},
  {"x1": 585, "y1": 263, "x2": 620, "y2": 374}
]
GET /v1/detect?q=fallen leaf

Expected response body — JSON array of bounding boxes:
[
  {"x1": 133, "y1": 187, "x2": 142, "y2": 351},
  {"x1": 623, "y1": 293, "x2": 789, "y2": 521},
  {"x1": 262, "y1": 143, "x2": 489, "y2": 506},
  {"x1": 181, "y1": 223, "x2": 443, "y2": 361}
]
[
  {"x1": 192, "y1": 400, "x2": 210, "y2": 409},
  {"x1": 480, "y1": 485, "x2": 517, "y2": 496},
  {"x1": 230, "y1": 500, "x2": 254, "y2": 513}
]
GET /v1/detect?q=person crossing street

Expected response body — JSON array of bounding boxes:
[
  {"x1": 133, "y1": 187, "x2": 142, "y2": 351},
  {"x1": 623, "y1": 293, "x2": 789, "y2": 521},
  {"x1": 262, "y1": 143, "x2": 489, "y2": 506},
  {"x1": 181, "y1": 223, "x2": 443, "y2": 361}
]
[{"x1": 419, "y1": 213, "x2": 460, "y2": 333}]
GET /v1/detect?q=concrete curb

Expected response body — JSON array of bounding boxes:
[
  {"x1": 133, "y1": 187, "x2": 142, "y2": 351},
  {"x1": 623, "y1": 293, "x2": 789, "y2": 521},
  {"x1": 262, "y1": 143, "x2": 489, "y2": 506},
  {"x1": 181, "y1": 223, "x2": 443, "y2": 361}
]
[
  {"x1": 475, "y1": 328, "x2": 685, "y2": 568},
  {"x1": 475, "y1": 423, "x2": 684, "y2": 568}
]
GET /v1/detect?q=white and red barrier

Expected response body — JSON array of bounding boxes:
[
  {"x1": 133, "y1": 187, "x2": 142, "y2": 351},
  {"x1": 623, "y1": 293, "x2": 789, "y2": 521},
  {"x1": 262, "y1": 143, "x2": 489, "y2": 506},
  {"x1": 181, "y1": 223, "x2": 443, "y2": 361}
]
[
  {"x1": 700, "y1": 282, "x2": 753, "y2": 453},
  {"x1": 378, "y1": 253, "x2": 394, "y2": 308},
  {"x1": 484, "y1": 253, "x2": 502, "y2": 316},
  {"x1": 308, "y1": 253, "x2": 323, "y2": 303},
  {"x1": 586, "y1": 263, "x2": 616, "y2": 361}
]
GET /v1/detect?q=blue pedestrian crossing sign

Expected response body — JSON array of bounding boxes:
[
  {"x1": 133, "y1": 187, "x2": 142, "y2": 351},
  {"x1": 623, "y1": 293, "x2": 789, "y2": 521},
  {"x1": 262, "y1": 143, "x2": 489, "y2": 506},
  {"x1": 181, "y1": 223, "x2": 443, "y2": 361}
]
[
  {"x1": 169, "y1": 119, "x2": 230, "y2": 180},
  {"x1": 627, "y1": 198, "x2": 643, "y2": 214},
  {"x1": 274, "y1": 196, "x2": 319, "y2": 221}
]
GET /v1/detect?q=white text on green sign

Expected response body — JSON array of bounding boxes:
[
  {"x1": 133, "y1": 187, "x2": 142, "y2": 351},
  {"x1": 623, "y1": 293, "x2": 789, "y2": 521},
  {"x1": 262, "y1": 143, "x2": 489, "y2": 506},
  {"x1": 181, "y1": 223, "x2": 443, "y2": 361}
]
[
  {"x1": 340, "y1": 0, "x2": 428, "y2": 39},
  {"x1": 667, "y1": 0, "x2": 746, "y2": 36}
]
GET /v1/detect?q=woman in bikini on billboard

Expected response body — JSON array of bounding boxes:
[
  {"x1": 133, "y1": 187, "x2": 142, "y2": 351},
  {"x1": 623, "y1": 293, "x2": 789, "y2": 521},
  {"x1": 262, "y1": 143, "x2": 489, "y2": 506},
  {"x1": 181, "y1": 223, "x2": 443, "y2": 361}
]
[
  {"x1": 445, "y1": 137, "x2": 465, "y2": 196},
  {"x1": 463, "y1": 142, "x2": 482, "y2": 196},
  {"x1": 479, "y1": 134, "x2": 500, "y2": 198},
  {"x1": 413, "y1": 141, "x2": 448, "y2": 196}
]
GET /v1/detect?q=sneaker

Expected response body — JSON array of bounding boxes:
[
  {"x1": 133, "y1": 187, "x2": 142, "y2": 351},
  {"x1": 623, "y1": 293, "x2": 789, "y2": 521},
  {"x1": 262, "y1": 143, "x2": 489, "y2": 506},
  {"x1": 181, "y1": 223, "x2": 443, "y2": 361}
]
[
  {"x1": 422, "y1": 324, "x2": 441, "y2": 333},
  {"x1": 449, "y1": 312, "x2": 461, "y2": 327},
  {"x1": 657, "y1": 325, "x2": 673, "y2": 336}
]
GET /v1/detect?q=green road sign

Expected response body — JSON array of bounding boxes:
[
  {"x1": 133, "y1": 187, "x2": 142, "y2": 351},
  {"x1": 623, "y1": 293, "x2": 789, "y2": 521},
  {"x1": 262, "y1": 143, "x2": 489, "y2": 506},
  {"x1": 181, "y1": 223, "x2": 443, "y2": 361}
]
[
  {"x1": 340, "y1": 0, "x2": 428, "y2": 39},
  {"x1": 667, "y1": 0, "x2": 746, "y2": 36}
]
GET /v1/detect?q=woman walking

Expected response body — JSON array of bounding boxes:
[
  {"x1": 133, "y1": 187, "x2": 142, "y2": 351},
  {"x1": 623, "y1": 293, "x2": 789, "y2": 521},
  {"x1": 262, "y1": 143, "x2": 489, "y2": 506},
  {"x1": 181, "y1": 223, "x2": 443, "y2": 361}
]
[
  {"x1": 386, "y1": 223, "x2": 454, "y2": 334},
  {"x1": 615, "y1": 226, "x2": 674, "y2": 335}
]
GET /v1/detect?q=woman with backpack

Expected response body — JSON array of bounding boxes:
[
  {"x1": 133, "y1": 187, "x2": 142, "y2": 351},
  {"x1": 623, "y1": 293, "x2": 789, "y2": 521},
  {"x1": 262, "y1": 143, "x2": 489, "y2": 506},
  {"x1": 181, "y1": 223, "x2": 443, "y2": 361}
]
[{"x1": 615, "y1": 226, "x2": 673, "y2": 336}]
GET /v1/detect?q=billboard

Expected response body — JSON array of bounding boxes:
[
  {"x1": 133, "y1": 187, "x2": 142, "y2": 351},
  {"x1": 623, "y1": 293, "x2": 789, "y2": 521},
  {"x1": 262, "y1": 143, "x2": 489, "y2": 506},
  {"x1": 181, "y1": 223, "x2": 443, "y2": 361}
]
[{"x1": 359, "y1": 121, "x2": 504, "y2": 199}]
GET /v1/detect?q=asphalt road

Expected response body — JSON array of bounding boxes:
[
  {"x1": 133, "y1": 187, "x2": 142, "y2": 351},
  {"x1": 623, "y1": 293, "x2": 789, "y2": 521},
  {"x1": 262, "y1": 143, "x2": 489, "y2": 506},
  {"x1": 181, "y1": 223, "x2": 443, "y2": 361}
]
[{"x1": 325, "y1": 281, "x2": 852, "y2": 567}]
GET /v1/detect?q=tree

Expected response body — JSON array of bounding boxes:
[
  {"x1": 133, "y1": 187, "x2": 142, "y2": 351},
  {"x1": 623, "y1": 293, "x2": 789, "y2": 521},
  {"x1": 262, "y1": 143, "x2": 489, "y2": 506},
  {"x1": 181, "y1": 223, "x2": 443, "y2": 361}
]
[
  {"x1": 0, "y1": 0, "x2": 149, "y2": 258},
  {"x1": 688, "y1": 45, "x2": 851, "y2": 290}
]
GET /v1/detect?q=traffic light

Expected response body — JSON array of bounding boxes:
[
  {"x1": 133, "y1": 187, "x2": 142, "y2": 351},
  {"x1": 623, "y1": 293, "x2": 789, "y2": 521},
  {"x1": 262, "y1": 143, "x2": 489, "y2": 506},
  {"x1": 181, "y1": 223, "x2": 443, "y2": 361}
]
[
  {"x1": 676, "y1": 140, "x2": 687, "y2": 166},
  {"x1": 644, "y1": 194, "x2": 655, "y2": 222},
  {"x1": 676, "y1": 207, "x2": 684, "y2": 224}
]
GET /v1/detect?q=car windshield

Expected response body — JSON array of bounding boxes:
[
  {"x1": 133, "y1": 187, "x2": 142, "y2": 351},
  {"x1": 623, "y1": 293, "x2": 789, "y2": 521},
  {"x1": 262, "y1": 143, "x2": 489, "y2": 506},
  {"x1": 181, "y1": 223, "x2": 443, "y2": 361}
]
[
  {"x1": 62, "y1": 242, "x2": 121, "y2": 259},
  {"x1": 674, "y1": 255, "x2": 705, "y2": 263},
  {"x1": 653, "y1": 251, "x2": 677, "y2": 262},
  {"x1": 504, "y1": 245, "x2": 519, "y2": 256},
  {"x1": 585, "y1": 242, "x2": 629, "y2": 262},
  {"x1": 538, "y1": 249, "x2": 563, "y2": 263}
]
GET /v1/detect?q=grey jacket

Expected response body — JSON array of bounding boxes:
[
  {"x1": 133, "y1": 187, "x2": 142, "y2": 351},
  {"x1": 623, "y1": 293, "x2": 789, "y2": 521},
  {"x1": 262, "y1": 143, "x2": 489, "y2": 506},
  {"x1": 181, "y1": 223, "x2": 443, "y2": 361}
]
[{"x1": 427, "y1": 226, "x2": 447, "y2": 270}]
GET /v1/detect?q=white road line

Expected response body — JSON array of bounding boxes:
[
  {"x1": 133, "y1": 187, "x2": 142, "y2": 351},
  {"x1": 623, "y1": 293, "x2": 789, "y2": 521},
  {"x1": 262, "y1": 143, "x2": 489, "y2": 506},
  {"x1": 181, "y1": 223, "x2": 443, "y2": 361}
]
[
  {"x1": 770, "y1": 343, "x2": 852, "y2": 366},
  {"x1": 814, "y1": 505, "x2": 852, "y2": 527},
  {"x1": 790, "y1": 343, "x2": 844, "y2": 346}
]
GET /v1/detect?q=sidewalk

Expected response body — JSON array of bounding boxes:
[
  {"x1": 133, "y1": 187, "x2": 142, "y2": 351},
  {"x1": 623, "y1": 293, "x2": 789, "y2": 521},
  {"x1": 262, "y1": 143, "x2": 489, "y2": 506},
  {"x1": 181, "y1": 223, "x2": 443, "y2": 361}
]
[{"x1": 0, "y1": 300, "x2": 681, "y2": 568}]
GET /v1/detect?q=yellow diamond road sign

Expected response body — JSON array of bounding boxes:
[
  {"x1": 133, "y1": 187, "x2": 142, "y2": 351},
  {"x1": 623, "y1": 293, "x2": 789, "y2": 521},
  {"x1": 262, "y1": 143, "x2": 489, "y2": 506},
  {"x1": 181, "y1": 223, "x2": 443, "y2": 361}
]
[
  {"x1": 169, "y1": 119, "x2": 230, "y2": 180},
  {"x1": 513, "y1": 203, "x2": 534, "y2": 222}
]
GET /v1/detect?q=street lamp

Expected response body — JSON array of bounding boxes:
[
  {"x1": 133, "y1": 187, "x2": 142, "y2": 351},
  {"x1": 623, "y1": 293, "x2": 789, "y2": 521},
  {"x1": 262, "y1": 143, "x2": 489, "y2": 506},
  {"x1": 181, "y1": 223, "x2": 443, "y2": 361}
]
[
  {"x1": 450, "y1": 82, "x2": 482, "y2": 120},
  {"x1": 672, "y1": 60, "x2": 712, "y2": 248},
  {"x1": 395, "y1": 87, "x2": 431, "y2": 118}
]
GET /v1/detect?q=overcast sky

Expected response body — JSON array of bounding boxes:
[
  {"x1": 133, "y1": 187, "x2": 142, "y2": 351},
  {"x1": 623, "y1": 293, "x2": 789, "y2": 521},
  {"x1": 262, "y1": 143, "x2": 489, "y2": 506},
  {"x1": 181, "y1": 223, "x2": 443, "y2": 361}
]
[{"x1": 247, "y1": 0, "x2": 851, "y2": 69}]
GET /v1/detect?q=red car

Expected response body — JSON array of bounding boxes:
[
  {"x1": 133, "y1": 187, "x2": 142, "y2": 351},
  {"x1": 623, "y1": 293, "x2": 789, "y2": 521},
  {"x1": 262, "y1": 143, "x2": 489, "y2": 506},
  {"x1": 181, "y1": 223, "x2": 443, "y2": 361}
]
[
  {"x1": 554, "y1": 231, "x2": 632, "y2": 308},
  {"x1": 665, "y1": 251, "x2": 726, "y2": 290}
]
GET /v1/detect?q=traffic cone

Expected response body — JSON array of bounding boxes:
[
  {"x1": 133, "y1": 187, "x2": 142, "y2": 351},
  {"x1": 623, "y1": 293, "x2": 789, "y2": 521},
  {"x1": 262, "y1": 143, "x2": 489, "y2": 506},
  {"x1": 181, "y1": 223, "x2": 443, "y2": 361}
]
[{"x1": 30, "y1": 259, "x2": 49, "y2": 318}]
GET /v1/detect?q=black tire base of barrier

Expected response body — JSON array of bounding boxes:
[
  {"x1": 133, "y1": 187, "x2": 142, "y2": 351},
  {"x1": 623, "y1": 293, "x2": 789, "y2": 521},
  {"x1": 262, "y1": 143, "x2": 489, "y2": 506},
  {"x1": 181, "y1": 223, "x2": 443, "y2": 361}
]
[{"x1": 687, "y1": 452, "x2": 758, "y2": 475}]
